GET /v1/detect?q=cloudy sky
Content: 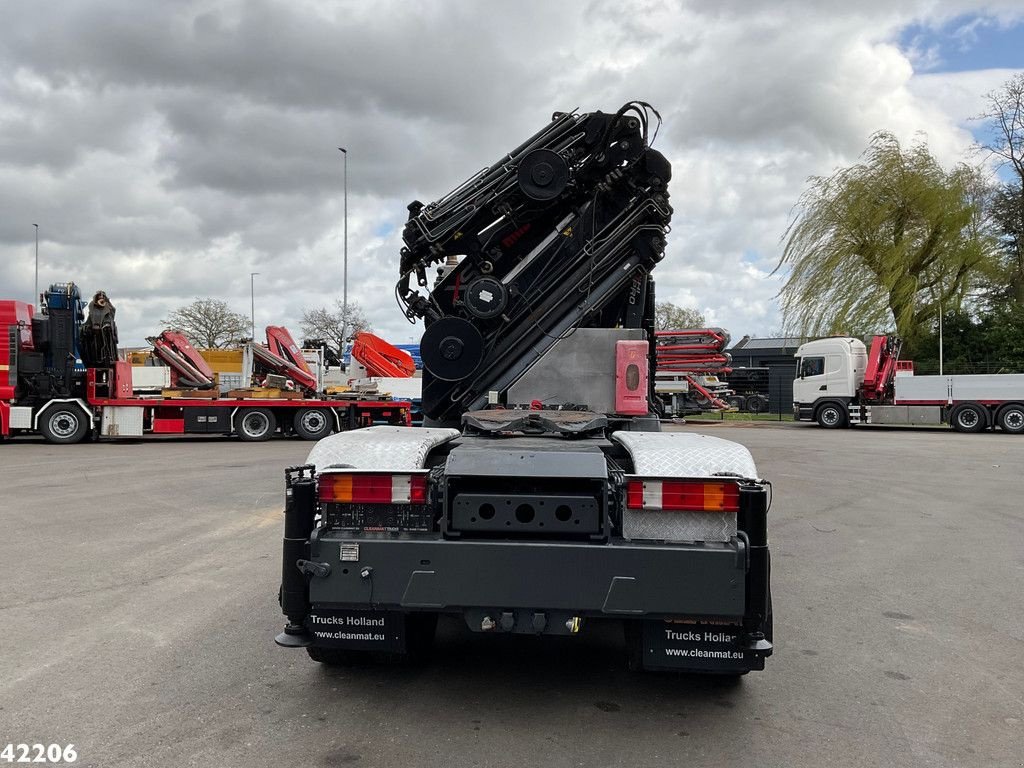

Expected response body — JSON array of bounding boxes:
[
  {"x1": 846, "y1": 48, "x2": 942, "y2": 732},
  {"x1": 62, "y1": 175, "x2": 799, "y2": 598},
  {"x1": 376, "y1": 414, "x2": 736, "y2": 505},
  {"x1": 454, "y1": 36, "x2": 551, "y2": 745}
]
[{"x1": 1, "y1": 0, "x2": 1022, "y2": 347}]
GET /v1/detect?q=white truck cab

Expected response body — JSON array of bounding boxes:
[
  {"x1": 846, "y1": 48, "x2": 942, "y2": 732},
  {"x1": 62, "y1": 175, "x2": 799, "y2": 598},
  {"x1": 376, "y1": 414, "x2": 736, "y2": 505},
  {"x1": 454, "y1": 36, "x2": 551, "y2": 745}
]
[{"x1": 792, "y1": 337, "x2": 867, "y2": 424}]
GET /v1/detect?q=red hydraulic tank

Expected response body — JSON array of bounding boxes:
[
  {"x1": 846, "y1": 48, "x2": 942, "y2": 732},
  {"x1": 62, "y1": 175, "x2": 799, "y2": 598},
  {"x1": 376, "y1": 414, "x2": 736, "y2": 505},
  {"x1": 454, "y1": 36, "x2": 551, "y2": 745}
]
[{"x1": 615, "y1": 340, "x2": 649, "y2": 416}]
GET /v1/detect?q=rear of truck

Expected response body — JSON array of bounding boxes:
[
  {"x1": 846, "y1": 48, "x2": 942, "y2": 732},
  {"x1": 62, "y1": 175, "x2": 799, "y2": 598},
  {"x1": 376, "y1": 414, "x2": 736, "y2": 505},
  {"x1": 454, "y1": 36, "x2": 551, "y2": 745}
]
[
  {"x1": 276, "y1": 422, "x2": 772, "y2": 675},
  {"x1": 275, "y1": 102, "x2": 773, "y2": 674}
]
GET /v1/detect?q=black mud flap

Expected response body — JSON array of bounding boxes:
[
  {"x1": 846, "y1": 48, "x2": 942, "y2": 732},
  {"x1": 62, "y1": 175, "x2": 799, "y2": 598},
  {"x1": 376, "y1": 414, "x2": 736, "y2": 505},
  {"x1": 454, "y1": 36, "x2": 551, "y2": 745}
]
[
  {"x1": 305, "y1": 608, "x2": 407, "y2": 653},
  {"x1": 631, "y1": 620, "x2": 767, "y2": 673}
]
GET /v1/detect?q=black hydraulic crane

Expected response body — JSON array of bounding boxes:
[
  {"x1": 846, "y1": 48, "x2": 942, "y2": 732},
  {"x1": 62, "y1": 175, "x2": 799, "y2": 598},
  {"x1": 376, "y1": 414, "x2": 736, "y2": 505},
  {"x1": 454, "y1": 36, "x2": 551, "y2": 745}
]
[{"x1": 396, "y1": 102, "x2": 671, "y2": 424}]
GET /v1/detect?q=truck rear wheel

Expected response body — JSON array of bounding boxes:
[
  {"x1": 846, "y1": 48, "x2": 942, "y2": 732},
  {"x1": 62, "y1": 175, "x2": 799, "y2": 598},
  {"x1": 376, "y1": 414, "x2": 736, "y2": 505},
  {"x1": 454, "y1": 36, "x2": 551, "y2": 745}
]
[
  {"x1": 950, "y1": 403, "x2": 985, "y2": 433},
  {"x1": 39, "y1": 406, "x2": 90, "y2": 445},
  {"x1": 293, "y1": 408, "x2": 333, "y2": 440},
  {"x1": 746, "y1": 394, "x2": 768, "y2": 414},
  {"x1": 816, "y1": 402, "x2": 847, "y2": 429},
  {"x1": 237, "y1": 408, "x2": 276, "y2": 441},
  {"x1": 997, "y1": 404, "x2": 1024, "y2": 434}
]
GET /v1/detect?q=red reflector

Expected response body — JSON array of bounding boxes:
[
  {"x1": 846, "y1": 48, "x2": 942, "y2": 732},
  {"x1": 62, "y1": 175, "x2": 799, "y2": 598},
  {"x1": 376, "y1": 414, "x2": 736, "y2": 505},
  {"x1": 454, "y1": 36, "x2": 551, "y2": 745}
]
[
  {"x1": 410, "y1": 474, "x2": 427, "y2": 504},
  {"x1": 625, "y1": 479, "x2": 739, "y2": 512},
  {"x1": 626, "y1": 480, "x2": 644, "y2": 509}
]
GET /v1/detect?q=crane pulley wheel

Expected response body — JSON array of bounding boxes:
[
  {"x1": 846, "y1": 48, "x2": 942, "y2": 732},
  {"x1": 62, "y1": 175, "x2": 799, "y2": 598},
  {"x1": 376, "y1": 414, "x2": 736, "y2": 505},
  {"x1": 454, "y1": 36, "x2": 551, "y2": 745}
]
[
  {"x1": 517, "y1": 148, "x2": 569, "y2": 201},
  {"x1": 420, "y1": 317, "x2": 485, "y2": 381}
]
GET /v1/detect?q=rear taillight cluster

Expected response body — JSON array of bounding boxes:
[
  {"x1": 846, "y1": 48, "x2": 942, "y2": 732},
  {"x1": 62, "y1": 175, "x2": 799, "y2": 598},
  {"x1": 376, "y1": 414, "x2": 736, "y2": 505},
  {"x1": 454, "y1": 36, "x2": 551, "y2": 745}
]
[
  {"x1": 625, "y1": 479, "x2": 739, "y2": 512},
  {"x1": 317, "y1": 471, "x2": 433, "y2": 533},
  {"x1": 319, "y1": 472, "x2": 427, "y2": 505}
]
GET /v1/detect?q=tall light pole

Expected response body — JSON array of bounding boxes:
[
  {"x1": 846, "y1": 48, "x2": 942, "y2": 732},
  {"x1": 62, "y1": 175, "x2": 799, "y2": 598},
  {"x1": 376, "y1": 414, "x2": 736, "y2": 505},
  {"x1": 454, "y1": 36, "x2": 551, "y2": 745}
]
[
  {"x1": 32, "y1": 223, "x2": 39, "y2": 304},
  {"x1": 938, "y1": 298, "x2": 944, "y2": 377},
  {"x1": 250, "y1": 272, "x2": 259, "y2": 340},
  {"x1": 338, "y1": 147, "x2": 348, "y2": 321}
]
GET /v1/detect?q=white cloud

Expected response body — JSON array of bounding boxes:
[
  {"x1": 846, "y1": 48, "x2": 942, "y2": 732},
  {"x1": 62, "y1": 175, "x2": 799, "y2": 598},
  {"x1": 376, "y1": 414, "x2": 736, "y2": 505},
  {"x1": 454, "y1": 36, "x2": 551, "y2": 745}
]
[{"x1": 0, "y1": 0, "x2": 1021, "y2": 347}]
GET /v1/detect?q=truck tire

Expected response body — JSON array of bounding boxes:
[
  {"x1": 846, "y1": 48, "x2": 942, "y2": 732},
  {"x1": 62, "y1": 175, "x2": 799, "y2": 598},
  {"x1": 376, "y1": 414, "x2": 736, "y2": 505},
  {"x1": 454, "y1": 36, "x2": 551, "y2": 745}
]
[
  {"x1": 236, "y1": 408, "x2": 276, "y2": 441},
  {"x1": 293, "y1": 408, "x2": 333, "y2": 441},
  {"x1": 950, "y1": 403, "x2": 985, "y2": 433},
  {"x1": 815, "y1": 402, "x2": 847, "y2": 429},
  {"x1": 746, "y1": 394, "x2": 768, "y2": 414},
  {"x1": 39, "y1": 405, "x2": 90, "y2": 445},
  {"x1": 727, "y1": 395, "x2": 745, "y2": 411},
  {"x1": 996, "y1": 404, "x2": 1024, "y2": 434}
]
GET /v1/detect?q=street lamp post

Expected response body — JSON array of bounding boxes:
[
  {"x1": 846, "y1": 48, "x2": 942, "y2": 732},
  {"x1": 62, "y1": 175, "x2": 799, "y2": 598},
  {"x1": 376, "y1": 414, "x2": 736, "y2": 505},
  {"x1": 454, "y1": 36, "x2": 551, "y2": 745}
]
[
  {"x1": 250, "y1": 272, "x2": 260, "y2": 340},
  {"x1": 338, "y1": 147, "x2": 348, "y2": 321},
  {"x1": 938, "y1": 299, "x2": 944, "y2": 377},
  {"x1": 32, "y1": 224, "x2": 38, "y2": 304}
]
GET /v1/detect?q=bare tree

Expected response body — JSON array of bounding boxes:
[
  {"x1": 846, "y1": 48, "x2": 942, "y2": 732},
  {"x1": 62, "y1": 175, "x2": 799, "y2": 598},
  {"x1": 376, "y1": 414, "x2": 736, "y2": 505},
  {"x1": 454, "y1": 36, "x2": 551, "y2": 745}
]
[
  {"x1": 162, "y1": 298, "x2": 249, "y2": 348},
  {"x1": 299, "y1": 301, "x2": 372, "y2": 361},
  {"x1": 654, "y1": 301, "x2": 706, "y2": 330},
  {"x1": 978, "y1": 73, "x2": 1024, "y2": 184},
  {"x1": 978, "y1": 73, "x2": 1024, "y2": 304}
]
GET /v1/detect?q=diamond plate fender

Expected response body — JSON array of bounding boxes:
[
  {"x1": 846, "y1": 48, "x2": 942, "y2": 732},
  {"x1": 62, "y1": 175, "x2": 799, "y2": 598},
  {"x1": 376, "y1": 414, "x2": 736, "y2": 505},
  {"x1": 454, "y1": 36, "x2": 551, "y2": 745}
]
[
  {"x1": 610, "y1": 431, "x2": 758, "y2": 479},
  {"x1": 610, "y1": 432, "x2": 758, "y2": 543},
  {"x1": 306, "y1": 425, "x2": 460, "y2": 471}
]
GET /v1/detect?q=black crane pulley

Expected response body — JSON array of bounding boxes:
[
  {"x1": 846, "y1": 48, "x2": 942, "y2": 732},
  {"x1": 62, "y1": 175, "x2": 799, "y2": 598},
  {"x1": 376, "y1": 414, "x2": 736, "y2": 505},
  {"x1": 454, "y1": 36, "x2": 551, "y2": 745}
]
[
  {"x1": 517, "y1": 149, "x2": 569, "y2": 201},
  {"x1": 420, "y1": 317, "x2": 485, "y2": 381}
]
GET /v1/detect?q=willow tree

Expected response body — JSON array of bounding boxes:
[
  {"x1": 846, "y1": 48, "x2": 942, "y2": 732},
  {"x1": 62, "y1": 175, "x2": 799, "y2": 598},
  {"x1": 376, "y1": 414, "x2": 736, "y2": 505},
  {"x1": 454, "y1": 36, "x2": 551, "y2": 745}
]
[{"x1": 776, "y1": 132, "x2": 998, "y2": 348}]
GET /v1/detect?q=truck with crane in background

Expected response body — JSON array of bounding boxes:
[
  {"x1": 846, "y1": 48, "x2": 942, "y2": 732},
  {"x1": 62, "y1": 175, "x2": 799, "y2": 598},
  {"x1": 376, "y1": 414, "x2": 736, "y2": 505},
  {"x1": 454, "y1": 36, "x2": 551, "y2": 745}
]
[
  {"x1": 793, "y1": 335, "x2": 1024, "y2": 433},
  {"x1": 275, "y1": 102, "x2": 773, "y2": 676},
  {"x1": 0, "y1": 284, "x2": 411, "y2": 444}
]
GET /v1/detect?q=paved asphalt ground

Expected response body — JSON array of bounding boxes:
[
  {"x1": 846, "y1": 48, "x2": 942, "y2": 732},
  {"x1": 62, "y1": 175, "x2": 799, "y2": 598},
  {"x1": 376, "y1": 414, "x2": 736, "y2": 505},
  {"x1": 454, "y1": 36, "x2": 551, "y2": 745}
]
[{"x1": 2, "y1": 424, "x2": 1022, "y2": 768}]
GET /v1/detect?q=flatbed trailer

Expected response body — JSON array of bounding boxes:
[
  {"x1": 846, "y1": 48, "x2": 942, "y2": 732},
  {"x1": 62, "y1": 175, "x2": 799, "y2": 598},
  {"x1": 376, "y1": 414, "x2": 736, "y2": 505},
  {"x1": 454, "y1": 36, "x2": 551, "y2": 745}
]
[
  {"x1": 2, "y1": 389, "x2": 411, "y2": 443},
  {"x1": 0, "y1": 293, "x2": 410, "y2": 444}
]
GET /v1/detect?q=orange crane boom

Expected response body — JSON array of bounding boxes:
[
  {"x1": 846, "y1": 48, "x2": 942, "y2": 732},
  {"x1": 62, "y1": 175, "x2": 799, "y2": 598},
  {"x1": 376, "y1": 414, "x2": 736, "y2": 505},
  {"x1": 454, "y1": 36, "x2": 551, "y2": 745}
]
[{"x1": 351, "y1": 331, "x2": 415, "y2": 378}]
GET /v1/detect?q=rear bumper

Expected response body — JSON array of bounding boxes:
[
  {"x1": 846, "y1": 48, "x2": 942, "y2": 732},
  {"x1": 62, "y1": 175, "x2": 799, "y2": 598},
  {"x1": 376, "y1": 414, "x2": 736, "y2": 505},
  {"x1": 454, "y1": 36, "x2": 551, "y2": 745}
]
[{"x1": 308, "y1": 534, "x2": 749, "y2": 618}]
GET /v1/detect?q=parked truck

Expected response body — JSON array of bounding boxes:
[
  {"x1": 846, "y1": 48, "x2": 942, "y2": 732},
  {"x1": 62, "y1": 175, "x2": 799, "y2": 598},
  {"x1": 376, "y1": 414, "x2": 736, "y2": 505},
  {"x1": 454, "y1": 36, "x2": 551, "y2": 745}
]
[
  {"x1": 0, "y1": 284, "x2": 410, "y2": 444},
  {"x1": 722, "y1": 368, "x2": 771, "y2": 414},
  {"x1": 275, "y1": 102, "x2": 774, "y2": 675},
  {"x1": 793, "y1": 335, "x2": 1024, "y2": 433}
]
